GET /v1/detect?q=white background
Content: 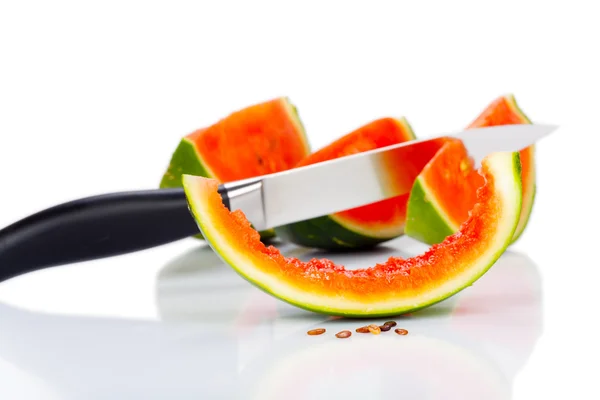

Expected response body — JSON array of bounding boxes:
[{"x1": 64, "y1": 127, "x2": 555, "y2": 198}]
[{"x1": 1, "y1": 1, "x2": 598, "y2": 399}]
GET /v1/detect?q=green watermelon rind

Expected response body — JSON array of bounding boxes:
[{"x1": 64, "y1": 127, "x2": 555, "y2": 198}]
[
  {"x1": 511, "y1": 182, "x2": 535, "y2": 243},
  {"x1": 274, "y1": 214, "x2": 388, "y2": 251},
  {"x1": 160, "y1": 138, "x2": 213, "y2": 190},
  {"x1": 404, "y1": 178, "x2": 457, "y2": 245},
  {"x1": 504, "y1": 94, "x2": 535, "y2": 243}
]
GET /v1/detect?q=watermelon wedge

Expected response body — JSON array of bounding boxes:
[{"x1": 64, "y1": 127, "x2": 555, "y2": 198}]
[
  {"x1": 405, "y1": 94, "x2": 534, "y2": 245},
  {"x1": 160, "y1": 97, "x2": 311, "y2": 240},
  {"x1": 181, "y1": 143, "x2": 522, "y2": 317},
  {"x1": 274, "y1": 117, "x2": 417, "y2": 250}
]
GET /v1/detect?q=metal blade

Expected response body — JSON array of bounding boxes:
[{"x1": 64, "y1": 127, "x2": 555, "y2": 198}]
[
  {"x1": 226, "y1": 124, "x2": 557, "y2": 230},
  {"x1": 447, "y1": 124, "x2": 553, "y2": 167}
]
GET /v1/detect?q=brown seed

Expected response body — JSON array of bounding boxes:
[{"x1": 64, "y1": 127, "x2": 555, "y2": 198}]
[
  {"x1": 368, "y1": 324, "x2": 381, "y2": 335},
  {"x1": 395, "y1": 328, "x2": 408, "y2": 335},
  {"x1": 379, "y1": 324, "x2": 391, "y2": 332},
  {"x1": 384, "y1": 321, "x2": 397, "y2": 327},
  {"x1": 355, "y1": 326, "x2": 370, "y2": 333},
  {"x1": 336, "y1": 330, "x2": 352, "y2": 338},
  {"x1": 307, "y1": 328, "x2": 326, "y2": 335}
]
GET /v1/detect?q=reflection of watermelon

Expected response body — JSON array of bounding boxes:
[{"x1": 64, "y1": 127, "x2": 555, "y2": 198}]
[
  {"x1": 274, "y1": 117, "x2": 417, "y2": 250},
  {"x1": 448, "y1": 251, "x2": 544, "y2": 381},
  {"x1": 160, "y1": 97, "x2": 311, "y2": 240},
  {"x1": 405, "y1": 94, "x2": 534, "y2": 245},
  {"x1": 181, "y1": 147, "x2": 522, "y2": 317},
  {"x1": 241, "y1": 333, "x2": 509, "y2": 400}
]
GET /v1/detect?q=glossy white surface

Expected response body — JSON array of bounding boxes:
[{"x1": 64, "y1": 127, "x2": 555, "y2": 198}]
[
  {"x1": 1, "y1": 1, "x2": 599, "y2": 399},
  {"x1": 0, "y1": 238, "x2": 544, "y2": 399}
]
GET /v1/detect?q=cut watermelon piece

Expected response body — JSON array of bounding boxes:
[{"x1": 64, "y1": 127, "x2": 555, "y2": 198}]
[
  {"x1": 182, "y1": 143, "x2": 522, "y2": 317},
  {"x1": 405, "y1": 140, "x2": 484, "y2": 244},
  {"x1": 160, "y1": 97, "x2": 311, "y2": 240},
  {"x1": 405, "y1": 94, "x2": 534, "y2": 245},
  {"x1": 274, "y1": 117, "x2": 418, "y2": 250},
  {"x1": 469, "y1": 94, "x2": 535, "y2": 242}
]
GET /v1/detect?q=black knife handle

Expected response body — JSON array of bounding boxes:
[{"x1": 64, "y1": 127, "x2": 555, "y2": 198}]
[{"x1": 0, "y1": 188, "x2": 216, "y2": 283}]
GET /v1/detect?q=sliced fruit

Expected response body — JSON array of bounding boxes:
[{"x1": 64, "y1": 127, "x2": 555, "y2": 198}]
[
  {"x1": 160, "y1": 97, "x2": 311, "y2": 240},
  {"x1": 182, "y1": 144, "x2": 522, "y2": 317},
  {"x1": 468, "y1": 94, "x2": 535, "y2": 242},
  {"x1": 405, "y1": 94, "x2": 534, "y2": 245},
  {"x1": 274, "y1": 117, "x2": 417, "y2": 250},
  {"x1": 404, "y1": 140, "x2": 484, "y2": 244}
]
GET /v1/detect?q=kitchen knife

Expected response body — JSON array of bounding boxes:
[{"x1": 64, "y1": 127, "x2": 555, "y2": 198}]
[{"x1": 0, "y1": 124, "x2": 556, "y2": 281}]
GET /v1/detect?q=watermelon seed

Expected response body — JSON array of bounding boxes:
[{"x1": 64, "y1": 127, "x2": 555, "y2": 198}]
[
  {"x1": 307, "y1": 328, "x2": 326, "y2": 336},
  {"x1": 394, "y1": 329, "x2": 408, "y2": 335},
  {"x1": 384, "y1": 321, "x2": 397, "y2": 327},
  {"x1": 379, "y1": 324, "x2": 391, "y2": 332},
  {"x1": 355, "y1": 326, "x2": 370, "y2": 333},
  {"x1": 336, "y1": 330, "x2": 352, "y2": 339},
  {"x1": 368, "y1": 324, "x2": 381, "y2": 335}
]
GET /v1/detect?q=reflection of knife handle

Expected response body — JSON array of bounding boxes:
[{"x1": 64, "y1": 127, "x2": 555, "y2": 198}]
[{"x1": 0, "y1": 188, "x2": 204, "y2": 282}]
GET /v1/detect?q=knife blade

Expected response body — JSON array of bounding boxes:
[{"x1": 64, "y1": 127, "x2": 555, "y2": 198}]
[
  {"x1": 0, "y1": 123, "x2": 556, "y2": 279},
  {"x1": 223, "y1": 123, "x2": 556, "y2": 230}
]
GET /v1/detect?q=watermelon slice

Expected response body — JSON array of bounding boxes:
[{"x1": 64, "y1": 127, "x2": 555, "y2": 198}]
[
  {"x1": 181, "y1": 142, "x2": 522, "y2": 317},
  {"x1": 405, "y1": 94, "x2": 534, "y2": 245},
  {"x1": 274, "y1": 117, "x2": 417, "y2": 250},
  {"x1": 160, "y1": 97, "x2": 311, "y2": 240}
]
